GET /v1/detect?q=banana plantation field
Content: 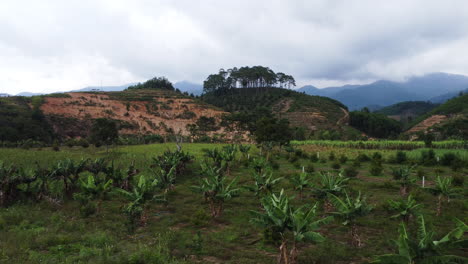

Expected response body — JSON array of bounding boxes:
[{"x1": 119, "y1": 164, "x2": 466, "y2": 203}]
[{"x1": 0, "y1": 143, "x2": 466, "y2": 264}]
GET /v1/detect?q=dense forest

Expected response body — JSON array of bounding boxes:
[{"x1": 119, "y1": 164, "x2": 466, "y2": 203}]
[
  {"x1": 203, "y1": 66, "x2": 296, "y2": 93},
  {"x1": 349, "y1": 109, "x2": 402, "y2": 138},
  {"x1": 376, "y1": 101, "x2": 438, "y2": 116}
]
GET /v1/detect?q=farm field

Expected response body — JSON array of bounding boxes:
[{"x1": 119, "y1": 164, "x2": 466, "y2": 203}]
[{"x1": 0, "y1": 143, "x2": 467, "y2": 263}]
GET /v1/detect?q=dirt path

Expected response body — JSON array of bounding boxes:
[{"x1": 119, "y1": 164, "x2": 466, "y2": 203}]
[{"x1": 337, "y1": 107, "x2": 349, "y2": 125}]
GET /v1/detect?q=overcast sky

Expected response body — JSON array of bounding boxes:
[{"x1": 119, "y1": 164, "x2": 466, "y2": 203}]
[{"x1": 1, "y1": 0, "x2": 468, "y2": 94}]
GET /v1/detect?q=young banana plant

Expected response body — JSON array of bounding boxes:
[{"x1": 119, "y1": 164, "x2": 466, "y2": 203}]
[
  {"x1": 74, "y1": 173, "x2": 113, "y2": 215},
  {"x1": 251, "y1": 189, "x2": 331, "y2": 264},
  {"x1": 392, "y1": 165, "x2": 416, "y2": 197},
  {"x1": 328, "y1": 191, "x2": 372, "y2": 248},
  {"x1": 387, "y1": 195, "x2": 422, "y2": 224},
  {"x1": 373, "y1": 215, "x2": 467, "y2": 263},
  {"x1": 246, "y1": 170, "x2": 282, "y2": 197},
  {"x1": 311, "y1": 171, "x2": 349, "y2": 212},
  {"x1": 117, "y1": 175, "x2": 163, "y2": 232},
  {"x1": 290, "y1": 172, "x2": 311, "y2": 200},
  {"x1": 427, "y1": 176, "x2": 460, "y2": 217},
  {"x1": 192, "y1": 163, "x2": 240, "y2": 218}
]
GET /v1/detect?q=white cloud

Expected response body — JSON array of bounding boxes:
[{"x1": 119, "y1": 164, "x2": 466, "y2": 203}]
[{"x1": 1, "y1": 0, "x2": 468, "y2": 94}]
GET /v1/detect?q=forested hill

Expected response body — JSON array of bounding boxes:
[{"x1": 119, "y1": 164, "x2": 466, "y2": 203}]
[
  {"x1": 376, "y1": 101, "x2": 438, "y2": 117},
  {"x1": 202, "y1": 87, "x2": 349, "y2": 132}
]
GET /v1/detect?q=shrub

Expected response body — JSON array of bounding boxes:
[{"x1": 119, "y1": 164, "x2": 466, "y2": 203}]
[
  {"x1": 310, "y1": 153, "x2": 319, "y2": 162},
  {"x1": 452, "y1": 174, "x2": 464, "y2": 187},
  {"x1": 339, "y1": 155, "x2": 348, "y2": 164},
  {"x1": 356, "y1": 153, "x2": 370, "y2": 162},
  {"x1": 352, "y1": 159, "x2": 361, "y2": 168},
  {"x1": 328, "y1": 152, "x2": 336, "y2": 161},
  {"x1": 370, "y1": 161, "x2": 383, "y2": 176},
  {"x1": 394, "y1": 151, "x2": 407, "y2": 164},
  {"x1": 344, "y1": 166, "x2": 358, "y2": 178},
  {"x1": 440, "y1": 152, "x2": 458, "y2": 166},
  {"x1": 420, "y1": 149, "x2": 436, "y2": 166},
  {"x1": 305, "y1": 164, "x2": 315, "y2": 173},
  {"x1": 372, "y1": 152, "x2": 382, "y2": 161},
  {"x1": 331, "y1": 162, "x2": 341, "y2": 170},
  {"x1": 451, "y1": 159, "x2": 464, "y2": 171}
]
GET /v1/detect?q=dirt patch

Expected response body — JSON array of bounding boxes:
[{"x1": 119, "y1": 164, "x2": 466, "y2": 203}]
[
  {"x1": 40, "y1": 92, "x2": 237, "y2": 138},
  {"x1": 407, "y1": 115, "x2": 447, "y2": 134}
]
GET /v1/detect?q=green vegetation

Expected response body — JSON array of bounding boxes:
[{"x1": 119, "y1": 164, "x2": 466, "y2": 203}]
[
  {"x1": 127, "y1": 76, "x2": 175, "y2": 91},
  {"x1": 0, "y1": 143, "x2": 466, "y2": 263},
  {"x1": 376, "y1": 101, "x2": 438, "y2": 117},
  {"x1": 349, "y1": 110, "x2": 402, "y2": 138},
  {"x1": 203, "y1": 66, "x2": 296, "y2": 93},
  {"x1": 0, "y1": 96, "x2": 55, "y2": 143}
]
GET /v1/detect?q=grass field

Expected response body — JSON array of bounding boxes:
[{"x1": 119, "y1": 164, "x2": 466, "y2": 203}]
[{"x1": 0, "y1": 143, "x2": 466, "y2": 263}]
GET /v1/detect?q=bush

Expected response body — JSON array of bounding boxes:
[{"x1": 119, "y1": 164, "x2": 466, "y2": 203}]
[
  {"x1": 305, "y1": 164, "x2": 314, "y2": 173},
  {"x1": 451, "y1": 159, "x2": 464, "y2": 172},
  {"x1": 440, "y1": 152, "x2": 458, "y2": 166},
  {"x1": 356, "y1": 153, "x2": 370, "y2": 162},
  {"x1": 339, "y1": 155, "x2": 348, "y2": 164},
  {"x1": 372, "y1": 152, "x2": 382, "y2": 161},
  {"x1": 331, "y1": 162, "x2": 341, "y2": 170},
  {"x1": 420, "y1": 149, "x2": 436, "y2": 166},
  {"x1": 370, "y1": 161, "x2": 383, "y2": 176},
  {"x1": 452, "y1": 174, "x2": 464, "y2": 187},
  {"x1": 328, "y1": 152, "x2": 336, "y2": 161},
  {"x1": 310, "y1": 153, "x2": 319, "y2": 162},
  {"x1": 344, "y1": 166, "x2": 358, "y2": 178},
  {"x1": 352, "y1": 159, "x2": 361, "y2": 168},
  {"x1": 394, "y1": 151, "x2": 407, "y2": 164}
]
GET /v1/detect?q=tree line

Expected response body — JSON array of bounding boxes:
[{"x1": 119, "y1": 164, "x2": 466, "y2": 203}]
[{"x1": 203, "y1": 66, "x2": 296, "y2": 94}]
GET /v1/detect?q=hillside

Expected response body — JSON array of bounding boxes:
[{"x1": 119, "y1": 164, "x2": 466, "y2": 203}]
[
  {"x1": 0, "y1": 88, "x2": 240, "y2": 143},
  {"x1": 375, "y1": 101, "x2": 438, "y2": 123},
  {"x1": 406, "y1": 93, "x2": 468, "y2": 138},
  {"x1": 39, "y1": 89, "x2": 234, "y2": 139},
  {"x1": 201, "y1": 87, "x2": 349, "y2": 134}
]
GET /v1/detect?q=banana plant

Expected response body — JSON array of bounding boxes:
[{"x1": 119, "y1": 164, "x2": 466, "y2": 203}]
[
  {"x1": 251, "y1": 157, "x2": 270, "y2": 174},
  {"x1": 50, "y1": 158, "x2": 89, "y2": 198},
  {"x1": 290, "y1": 172, "x2": 311, "y2": 200},
  {"x1": 373, "y1": 216, "x2": 467, "y2": 263},
  {"x1": 251, "y1": 189, "x2": 330, "y2": 264},
  {"x1": 204, "y1": 148, "x2": 224, "y2": 168},
  {"x1": 117, "y1": 175, "x2": 163, "y2": 232},
  {"x1": 387, "y1": 195, "x2": 422, "y2": 224},
  {"x1": 151, "y1": 164, "x2": 177, "y2": 193},
  {"x1": 238, "y1": 144, "x2": 251, "y2": 161},
  {"x1": 328, "y1": 191, "x2": 372, "y2": 248},
  {"x1": 246, "y1": 170, "x2": 282, "y2": 197},
  {"x1": 0, "y1": 162, "x2": 38, "y2": 207},
  {"x1": 74, "y1": 173, "x2": 113, "y2": 215},
  {"x1": 221, "y1": 145, "x2": 238, "y2": 175},
  {"x1": 311, "y1": 171, "x2": 349, "y2": 212},
  {"x1": 392, "y1": 166, "x2": 416, "y2": 197},
  {"x1": 191, "y1": 163, "x2": 240, "y2": 218},
  {"x1": 427, "y1": 176, "x2": 460, "y2": 217}
]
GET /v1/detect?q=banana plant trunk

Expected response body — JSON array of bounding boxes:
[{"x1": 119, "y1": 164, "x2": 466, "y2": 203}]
[
  {"x1": 351, "y1": 224, "x2": 362, "y2": 248},
  {"x1": 437, "y1": 195, "x2": 442, "y2": 217}
]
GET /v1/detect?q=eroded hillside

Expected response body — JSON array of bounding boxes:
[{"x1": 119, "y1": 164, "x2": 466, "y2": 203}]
[{"x1": 40, "y1": 89, "x2": 235, "y2": 139}]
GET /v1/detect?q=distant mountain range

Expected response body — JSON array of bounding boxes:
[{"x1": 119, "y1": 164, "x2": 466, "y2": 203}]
[
  {"x1": 13, "y1": 81, "x2": 203, "y2": 96},
  {"x1": 298, "y1": 72, "x2": 468, "y2": 110}
]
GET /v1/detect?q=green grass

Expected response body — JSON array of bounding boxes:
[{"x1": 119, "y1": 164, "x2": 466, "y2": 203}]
[{"x1": 0, "y1": 143, "x2": 466, "y2": 263}]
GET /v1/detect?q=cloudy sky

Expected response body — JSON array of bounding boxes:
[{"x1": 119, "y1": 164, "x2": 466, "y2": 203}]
[{"x1": 1, "y1": 0, "x2": 468, "y2": 94}]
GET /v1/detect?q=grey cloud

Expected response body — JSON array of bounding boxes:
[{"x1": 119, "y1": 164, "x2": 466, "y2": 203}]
[{"x1": 1, "y1": 0, "x2": 468, "y2": 94}]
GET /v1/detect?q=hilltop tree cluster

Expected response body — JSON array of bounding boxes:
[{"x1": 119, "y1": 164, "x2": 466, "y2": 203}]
[
  {"x1": 203, "y1": 66, "x2": 296, "y2": 93},
  {"x1": 127, "y1": 77, "x2": 174, "y2": 91}
]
